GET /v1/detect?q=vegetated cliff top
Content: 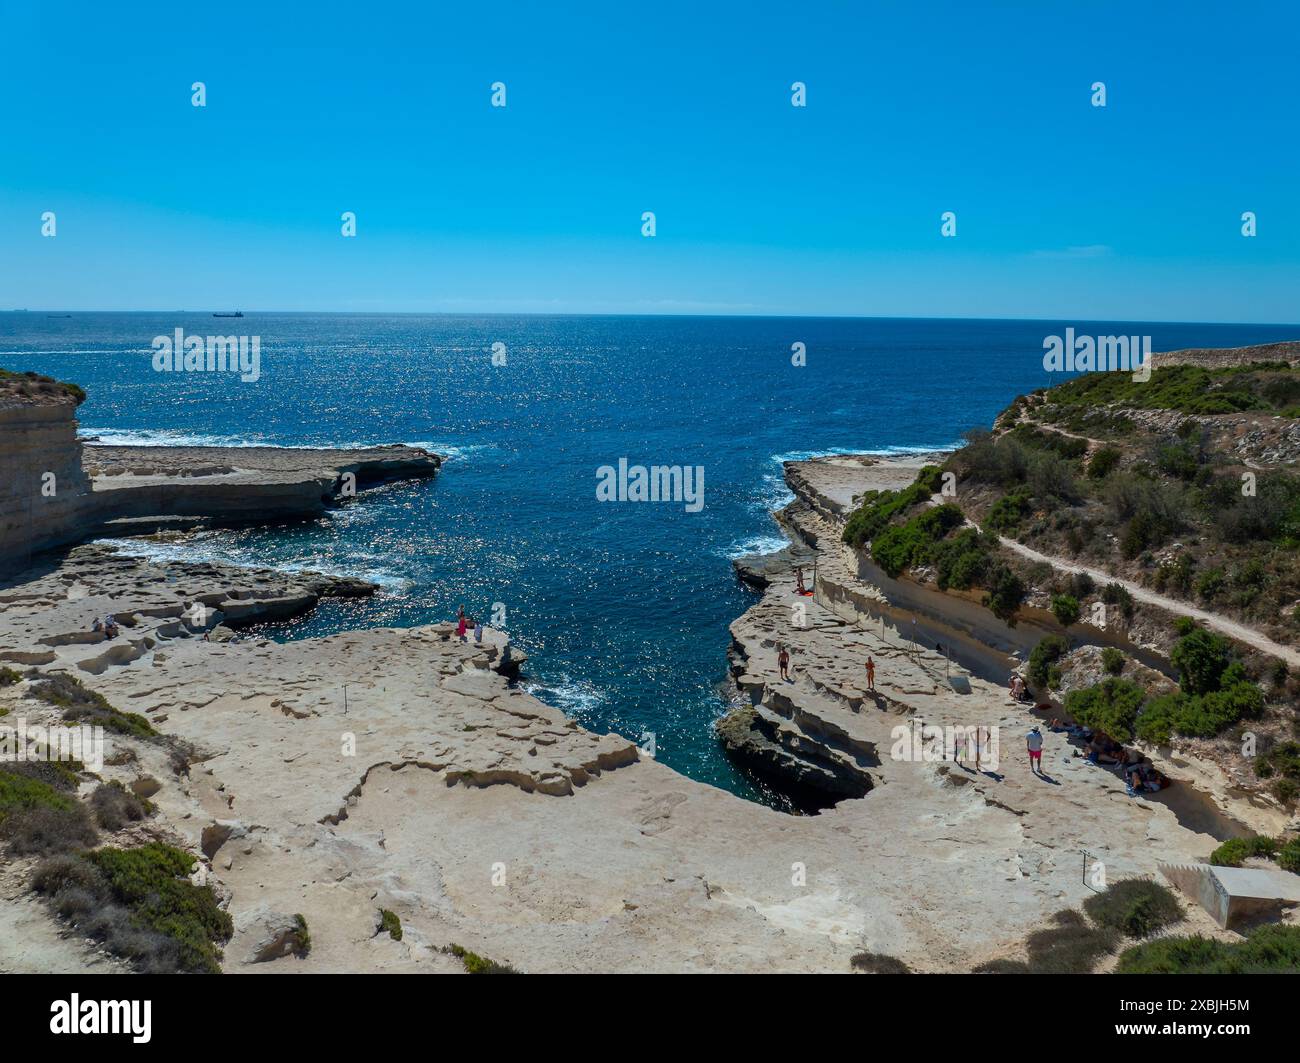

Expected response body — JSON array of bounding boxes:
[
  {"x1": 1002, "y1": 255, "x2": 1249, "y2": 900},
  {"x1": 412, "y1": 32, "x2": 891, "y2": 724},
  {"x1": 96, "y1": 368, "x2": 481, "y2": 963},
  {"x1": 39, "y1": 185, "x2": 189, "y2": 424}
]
[
  {"x1": 954, "y1": 356, "x2": 1300, "y2": 634},
  {"x1": 838, "y1": 352, "x2": 1300, "y2": 808},
  {"x1": 0, "y1": 369, "x2": 86, "y2": 407}
]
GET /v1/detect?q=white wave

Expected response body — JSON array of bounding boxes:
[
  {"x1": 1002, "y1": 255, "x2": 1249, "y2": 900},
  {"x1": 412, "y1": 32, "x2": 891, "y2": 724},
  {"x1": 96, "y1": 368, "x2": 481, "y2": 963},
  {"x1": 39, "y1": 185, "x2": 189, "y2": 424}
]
[
  {"x1": 402, "y1": 441, "x2": 494, "y2": 461},
  {"x1": 521, "y1": 675, "x2": 607, "y2": 719},
  {"x1": 79, "y1": 428, "x2": 462, "y2": 458},
  {"x1": 754, "y1": 470, "x2": 796, "y2": 514},
  {"x1": 720, "y1": 534, "x2": 789, "y2": 560},
  {"x1": 95, "y1": 537, "x2": 412, "y2": 593},
  {"x1": 80, "y1": 428, "x2": 279, "y2": 448},
  {"x1": 769, "y1": 443, "x2": 959, "y2": 464}
]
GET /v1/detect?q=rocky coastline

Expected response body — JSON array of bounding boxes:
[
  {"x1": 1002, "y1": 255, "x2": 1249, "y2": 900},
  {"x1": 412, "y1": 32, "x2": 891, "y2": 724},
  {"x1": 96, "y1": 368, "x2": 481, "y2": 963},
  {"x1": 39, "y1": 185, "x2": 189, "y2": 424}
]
[{"x1": 0, "y1": 387, "x2": 1286, "y2": 973}]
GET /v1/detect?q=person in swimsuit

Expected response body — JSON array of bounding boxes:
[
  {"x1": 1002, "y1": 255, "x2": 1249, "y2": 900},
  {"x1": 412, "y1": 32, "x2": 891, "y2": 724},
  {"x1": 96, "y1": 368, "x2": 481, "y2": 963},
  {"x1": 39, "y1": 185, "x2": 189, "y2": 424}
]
[
  {"x1": 795, "y1": 567, "x2": 806, "y2": 595},
  {"x1": 865, "y1": 657, "x2": 875, "y2": 692},
  {"x1": 778, "y1": 646, "x2": 791, "y2": 681}
]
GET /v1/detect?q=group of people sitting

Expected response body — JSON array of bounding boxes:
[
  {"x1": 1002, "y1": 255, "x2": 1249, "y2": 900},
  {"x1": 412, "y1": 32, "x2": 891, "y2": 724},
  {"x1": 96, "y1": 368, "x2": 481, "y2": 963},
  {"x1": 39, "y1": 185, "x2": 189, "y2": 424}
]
[
  {"x1": 1122, "y1": 756, "x2": 1169, "y2": 795},
  {"x1": 1048, "y1": 717, "x2": 1170, "y2": 795},
  {"x1": 91, "y1": 615, "x2": 120, "y2": 639}
]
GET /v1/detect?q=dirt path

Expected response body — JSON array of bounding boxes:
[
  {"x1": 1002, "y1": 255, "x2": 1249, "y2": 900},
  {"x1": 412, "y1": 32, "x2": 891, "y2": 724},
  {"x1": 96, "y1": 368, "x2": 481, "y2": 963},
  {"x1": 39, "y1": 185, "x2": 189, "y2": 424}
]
[
  {"x1": 923, "y1": 492, "x2": 1300, "y2": 667},
  {"x1": 1000, "y1": 532, "x2": 1300, "y2": 668}
]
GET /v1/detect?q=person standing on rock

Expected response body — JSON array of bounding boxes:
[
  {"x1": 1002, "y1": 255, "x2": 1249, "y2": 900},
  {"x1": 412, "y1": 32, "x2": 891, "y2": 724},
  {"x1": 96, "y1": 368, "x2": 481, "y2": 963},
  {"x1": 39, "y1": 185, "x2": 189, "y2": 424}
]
[
  {"x1": 456, "y1": 606, "x2": 468, "y2": 641},
  {"x1": 1026, "y1": 726, "x2": 1044, "y2": 775},
  {"x1": 865, "y1": 656, "x2": 875, "y2": 692},
  {"x1": 778, "y1": 646, "x2": 791, "y2": 681}
]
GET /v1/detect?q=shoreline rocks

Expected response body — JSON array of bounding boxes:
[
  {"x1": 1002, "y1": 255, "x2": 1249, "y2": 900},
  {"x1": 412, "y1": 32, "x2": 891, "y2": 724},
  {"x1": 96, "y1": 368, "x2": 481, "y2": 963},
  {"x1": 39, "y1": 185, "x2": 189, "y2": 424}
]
[{"x1": 0, "y1": 389, "x2": 442, "y2": 576}]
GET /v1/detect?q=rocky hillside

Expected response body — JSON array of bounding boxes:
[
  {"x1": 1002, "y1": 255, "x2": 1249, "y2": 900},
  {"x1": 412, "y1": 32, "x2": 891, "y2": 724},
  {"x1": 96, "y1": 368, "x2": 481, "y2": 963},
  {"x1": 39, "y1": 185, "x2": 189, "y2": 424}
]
[{"x1": 836, "y1": 347, "x2": 1300, "y2": 812}]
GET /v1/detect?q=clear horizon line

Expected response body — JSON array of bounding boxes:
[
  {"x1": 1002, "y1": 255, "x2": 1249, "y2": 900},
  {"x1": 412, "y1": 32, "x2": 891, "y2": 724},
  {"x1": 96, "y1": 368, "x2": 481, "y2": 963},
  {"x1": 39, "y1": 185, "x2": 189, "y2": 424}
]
[{"x1": 6, "y1": 308, "x2": 1300, "y2": 330}]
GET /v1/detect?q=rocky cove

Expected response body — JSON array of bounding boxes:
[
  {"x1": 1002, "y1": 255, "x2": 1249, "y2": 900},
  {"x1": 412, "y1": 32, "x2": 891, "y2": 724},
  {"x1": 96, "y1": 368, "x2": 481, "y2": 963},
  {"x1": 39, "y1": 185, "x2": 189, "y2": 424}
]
[{"x1": 0, "y1": 378, "x2": 1293, "y2": 973}]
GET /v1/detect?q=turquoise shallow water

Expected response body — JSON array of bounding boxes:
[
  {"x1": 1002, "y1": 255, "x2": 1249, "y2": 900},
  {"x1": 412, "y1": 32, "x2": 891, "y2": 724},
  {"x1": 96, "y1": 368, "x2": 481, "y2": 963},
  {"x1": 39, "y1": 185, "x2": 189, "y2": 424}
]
[{"x1": 3, "y1": 312, "x2": 1296, "y2": 802}]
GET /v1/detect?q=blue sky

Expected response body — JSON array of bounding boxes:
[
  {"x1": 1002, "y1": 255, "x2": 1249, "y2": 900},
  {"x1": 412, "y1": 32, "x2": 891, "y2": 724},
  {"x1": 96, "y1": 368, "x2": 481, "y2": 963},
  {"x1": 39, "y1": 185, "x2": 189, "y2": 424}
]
[{"x1": 2, "y1": 0, "x2": 1297, "y2": 321}]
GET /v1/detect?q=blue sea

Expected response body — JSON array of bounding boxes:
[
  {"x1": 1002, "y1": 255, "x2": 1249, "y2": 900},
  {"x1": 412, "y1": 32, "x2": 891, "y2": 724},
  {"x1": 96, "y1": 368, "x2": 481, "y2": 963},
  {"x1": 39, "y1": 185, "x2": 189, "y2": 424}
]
[{"x1": 3, "y1": 313, "x2": 1296, "y2": 803}]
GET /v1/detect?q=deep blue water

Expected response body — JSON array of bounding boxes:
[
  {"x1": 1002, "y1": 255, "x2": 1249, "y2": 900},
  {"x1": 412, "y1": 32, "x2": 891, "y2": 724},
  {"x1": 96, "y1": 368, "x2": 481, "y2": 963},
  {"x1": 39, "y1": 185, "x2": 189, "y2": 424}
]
[{"x1": 3, "y1": 313, "x2": 1297, "y2": 801}]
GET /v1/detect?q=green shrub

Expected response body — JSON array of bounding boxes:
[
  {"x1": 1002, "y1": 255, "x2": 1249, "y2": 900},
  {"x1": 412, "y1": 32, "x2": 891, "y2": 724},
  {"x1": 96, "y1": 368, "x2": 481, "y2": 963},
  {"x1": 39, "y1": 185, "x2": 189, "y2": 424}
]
[
  {"x1": 291, "y1": 914, "x2": 311, "y2": 956},
  {"x1": 86, "y1": 842, "x2": 233, "y2": 974},
  {"x1": 928, "y1": 527, "x2": 992, "y2": 591},
  {"x1": 1170, "y1": 627, "x2": 1233, "y2": 696},
  {"x1": 1276, "y1": 838, "x2": 1300, "y2": 875},
  {"x1": 1087, "y1": 447, "x2": 1122, "y2": 479},
  {"x1": 982, "y1": 564, "x2": 1026, "y2": 626},
  {"x1": 1028, "y1": 636, "x2": 1068, "y2": 689},
  {"x1": 842, "y1": 467, "x2": 943, "y2": 548},
  {"x1": 1082, "y1": 879, "x2": 1183, "y2": 939},
  {"x1": 0, "y1": 764, "x2": 98, "y2": 856},
  {"x1": 28, "y1": 673, "x2": 158, "y2": 739},
  {"x1": 1209, "y1": 835, "x2": 1278, "y2": 867},
  {"x1": 1255, "y1": 742, "x2": 1300, "y2": 790},
  {"x1": 1101, "y1": 648, "x2": 1126, "y2": 675},
  {"x1": 379, "y1": 908, "x2": 403, "y2": 941},
  {"x1": 1064, "y1": 678, "x2": 1147, "y2": 743},
  {"x1": 1117, "y1": 923, "x2": 1300, "y2": 973},
  {"x1": 447, "y1": 943, "x2": 518, "y2": 974},
  {"x1": 1102, "y1": 582, "x2": 1135, "y2": 620},
  {"x1": 985, "y1": 490, "x2": 1032, "y2": 534},
  {"x1": 1196, "y1": 568, "x2": 1226, "y2": 603},
  {"x1": 0, "y1": 666, "x2": 21, "y2": 686},
  {"x1": 1050, "y1": 594, "x2": 1081, "y2": 627},
  {"x1": 871, "y1": 504, "x2": 965, "y2": 578}
]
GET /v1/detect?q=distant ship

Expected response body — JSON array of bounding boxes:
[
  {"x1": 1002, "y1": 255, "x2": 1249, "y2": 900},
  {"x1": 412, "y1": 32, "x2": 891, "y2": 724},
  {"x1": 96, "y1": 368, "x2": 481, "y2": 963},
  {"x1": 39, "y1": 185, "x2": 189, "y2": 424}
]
[{"x1": 212, "y1": 311, "x2": 244, "y2": 318}]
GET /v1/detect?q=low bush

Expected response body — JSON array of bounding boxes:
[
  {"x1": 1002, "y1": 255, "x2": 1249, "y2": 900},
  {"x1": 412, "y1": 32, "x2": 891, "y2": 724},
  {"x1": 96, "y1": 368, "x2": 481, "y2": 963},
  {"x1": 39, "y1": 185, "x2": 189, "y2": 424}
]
[
  {"x1": 1101, "y1": 648, "x2": 1126, "y2": 675},
  {"x1": 1050, "y1": 594, "x2": 1081, "y2": 627},
  {"x1": 1117, "y1": 924, "x2": 1300, "y2": 973},
  {"x1": 27, "y1": 672, "x2": 158, "y2": 739},
  {"x1": 1170, "y1": 626, "x2": 1233, "y2": 695},
  {"x1": 90, "y1": 781, "x2": 151, "y2": 831},
  {"x1": 1082, "y1": 879, "x2": 1183, "y2": 939},
  {"x1": 446, "y1": 943, "x2": 518, "y2": 974},
  {"x1": 1209, "y1": 835, "x2": 1278, "y2": 867},
  {"x1": 1087, "y1": 447, "x2": 1122, "y2": 479},
  {"x1": 985, "y1": 490, "x2": 1032, "y2": 534},
  {"x1": 83, "y1": 842, "x2": 233, "y2": 973},
  {"x1": 849, "y1": 951, "x2": 911, "y2": 974},
  {"x1": 0, "y1": 765, "x2": 97, "y2": 856},
  {"x1": 379, "y1": 908, "x2": 403, "y2": 942}
]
